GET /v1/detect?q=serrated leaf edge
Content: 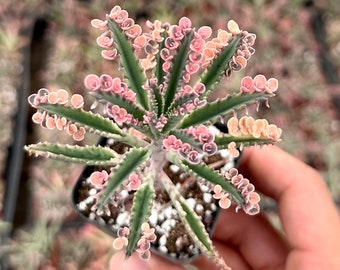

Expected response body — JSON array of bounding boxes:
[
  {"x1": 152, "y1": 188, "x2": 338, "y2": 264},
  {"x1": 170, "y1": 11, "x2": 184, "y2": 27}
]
[{"x1": 25, "y1": 143, "x2": 118, "y2": 166}]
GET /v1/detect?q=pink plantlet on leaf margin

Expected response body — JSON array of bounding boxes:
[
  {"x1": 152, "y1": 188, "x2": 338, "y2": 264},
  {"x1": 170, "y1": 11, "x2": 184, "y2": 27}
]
[
  {"x1": 110, "y1": 9, "x2": 128, "y2": 24},
  {"x1": 141, "y1": 222, "x2": 157, "y2": 241},
  {"x1": 253, "y1": 74, "x2": 267, "y2": 92},
  {"x1": 96, "y1": 34, "x2": 114, "y2": 48},
  {"x1": 32, "y1": 111, "x2": 45, "y2": 124},
  {"x1": 189, "y1": 52, "x2": 202, "y2": 63},
  {"x1": 178, "y1": 17, "x2": 192, "y2": 33},
  {"x1": 91, "y1": 19, "x2": 108, "y2": 30},
  {"x1": 47, "y1": 91, "x2": 59, "y2": 104},
  {"x1": 135, "y1": 223, "x2": 156, "y2": 260},
  {"x1": 56, "y1": 89, "x2": 69, "y2": 104},
  {"x1": 202, "y1": 142, "x2": 217, "y2": 156},
  {"x1": 212, "y1": 185, "x2": 224, "y2": 200},
  {"x1": 217, "y1": 30, "x2": 232, "y2": 46},
  {"x1": 227, "y1": 20, "x2": 242, "y2": 35},
  {"x1": 170, "y1": 25, "x2": 184, "y2": 41},
  {"x1": 110, "y1": 105, "x2": 132, "y2": 125},
  {"x1": 90, "y1": 170, "x2": 109, "y2": 188},
  {"x1": 100, "y1": 74, "x2": 113, "y2": 91},
  {"x1": 128, "y1": 173, "x2": 142, "y2": 191},
  {"x1": 219, "y1": 195, "x2": 232, "y2": 209},
  {"x1": 266, "y1": 77, "x2": 279, "y2": 93},
  {"x1": 113, "y1": 226, "x2": 130, "y2": 250},
  {"x1": 197, "y1": 26, "x2": 212, "y2": 40},
  {"x1": 70, "y1": 94, "x2": 84, "y2": 109},
  {"x1": 84, "y1": 74, "x2": 101, "y2": 91},
  {"x1": 101, "y1": 49, "x2": 118, "y2": 60},
  {"x1": 121, "y1": 18, "x2": 134, "y2": 30},
  {"x1": 227, "y1": 142, "x2": 240, "y2": 158},
  {"x1": 240, "y1": 76, "x2": 254, "y2": 93},
  {"x1": 71, "y1": 126, "x2": 86, "y2": 141},
  {"x1": 163, "y1": 135, "x2": 183, "y2": 151},
  {"x1": 213, "y1": 185, "x2": 231, "y2": 209},
  {"x1": 190, "y1": 36, "x2": 205, "y2": 53},
  {"x1": 165, "y1": 37, "x2": 180, "y2": 50},
  {"x1": 178, "y1": 143, "x2": 192, "y2": 158},
  {"x1": 45, "y1": 115, "x2": 56, "y2": 129},
  {"x1": 125, "y1": 24, "x2": 142, "y2": 39},
  {"x1": 188, "y1": 150, "x2": 200, "y2": 164},
  {"x1": 133, "y1": 35, "x2": 148, "y2": 51},
  {"x1": 56, "y1": 117, "x2": 67, "y2": 131},
  {"x1": 193, "y1": 83, "x2": 206, "y2": 94}
]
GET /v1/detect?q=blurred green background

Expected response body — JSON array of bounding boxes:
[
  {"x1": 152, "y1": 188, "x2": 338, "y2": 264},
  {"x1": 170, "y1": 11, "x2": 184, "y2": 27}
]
[{"x1": 1, "y1": 0, "x2": 339, "y2": 269}]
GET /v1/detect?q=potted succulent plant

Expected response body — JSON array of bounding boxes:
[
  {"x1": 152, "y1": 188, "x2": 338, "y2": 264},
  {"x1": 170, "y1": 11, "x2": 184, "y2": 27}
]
[{"x1": 25, "y1": 5, "x2": 281, "y2": 270}]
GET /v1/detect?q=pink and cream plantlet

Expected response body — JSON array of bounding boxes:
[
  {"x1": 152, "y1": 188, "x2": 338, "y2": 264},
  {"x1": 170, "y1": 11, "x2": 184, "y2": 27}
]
[{"x1": 26, "y1": 5, "x2": 282, "y2": 270}]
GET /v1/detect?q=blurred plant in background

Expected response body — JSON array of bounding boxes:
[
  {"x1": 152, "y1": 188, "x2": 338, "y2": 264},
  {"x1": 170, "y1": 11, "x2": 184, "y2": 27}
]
[
  {"x1": 0, "y1": 0, "x2": 40, "y2": 214},
  {"x1": 1, "y1": 0, "x2": 339, "y2": 269}
]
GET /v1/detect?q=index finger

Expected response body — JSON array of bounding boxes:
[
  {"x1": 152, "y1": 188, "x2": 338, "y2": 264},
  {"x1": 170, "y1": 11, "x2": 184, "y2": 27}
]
[{"x1": 238, "y1": 145, "x2": 340, "y2": 266}]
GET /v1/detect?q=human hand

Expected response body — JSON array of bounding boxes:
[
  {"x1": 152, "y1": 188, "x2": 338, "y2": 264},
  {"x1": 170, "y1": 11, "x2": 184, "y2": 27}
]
[{"x1": 109, "y1": 145, "x2": 340, "y2": 269}]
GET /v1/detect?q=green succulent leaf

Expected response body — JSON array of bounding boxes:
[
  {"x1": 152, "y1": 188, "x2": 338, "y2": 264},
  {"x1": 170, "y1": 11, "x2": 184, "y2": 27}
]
[
  {"x1": 25, "y1": 143, "x2": 118, "y2": 165},
  {"x1": 154, "y1": 33, "x2": 167, "y2": 87},
  {"x1": 167, "y1": 152, "x2": 244, "y2": 206},
  {"x1": 126, "y1": 183, "x2": 155, "y2": 257},
  {"x1": 200, "y1": 35, "x2": 241, "y2": 97},
  {"x1": 183, "y1": 160, "x2": 244, "y2": 206},
  {"x1": 107, "y1": 18, "x2": 149, "y2": 110},
  {"x1": 150, "y1": 83, "x2": 164, "y2": 117},
  {"x1": 178, "y1": 93, "x2": 273, "y2": 129},
  {"x1": 215, "y1": 134, "x2": 277, "y2": 148},
  {"x1": 160, "y1": 171, "x2": 230, "y2": 270},
  {"x1": 163, "y1": 31, "x2": 194, "y2": 113},
  {"x1": 92, "y1": 92, "x2": 145, "y2": 121},
  {"x1": 36, "y1": 104, "x2": 124, "y2": 137},
  {"x1": 177, "y1": 199, "x2": 214, "y2": 253},
  {"x1": 160, "y1": 114, "x2": 184, "y2": 134},
  {"x1": 100, "y1": 147, "x2": 150, "y2": 208},
  {"x1": 167, "y1": 93, "x2": 197, "y2": 113}
]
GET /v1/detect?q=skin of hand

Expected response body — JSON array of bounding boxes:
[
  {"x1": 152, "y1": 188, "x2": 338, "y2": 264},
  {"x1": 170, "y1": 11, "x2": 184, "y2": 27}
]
[{"x1": 109, "y1": 145, "x2": 340, "y2": 270}]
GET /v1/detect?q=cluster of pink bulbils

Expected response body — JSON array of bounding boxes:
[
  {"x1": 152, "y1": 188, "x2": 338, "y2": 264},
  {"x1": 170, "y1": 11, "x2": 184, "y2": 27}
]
[
  {"x1": 163, "y1": 125, "x2": 217, "y2": 164},
  {"x1": 112, "y1": 223, "x2": 157, "y2": 260},
  {"x1": 28, "y1": 88, "x2": 86, "y2": 141},
  {"x1": 213, "y1": 168, "x2": 260, "y2": 215},
  {"x1": 91, "y1": 5, "x2": 256, "y2": 82}
]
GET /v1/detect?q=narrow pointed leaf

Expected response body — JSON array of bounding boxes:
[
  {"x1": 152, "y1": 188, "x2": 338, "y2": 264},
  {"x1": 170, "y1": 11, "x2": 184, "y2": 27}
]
[
  {"x1": 215, "y1": 134, "x2": 276, "y2": 148},
  {"x1": 92, "y1": 92, "x2": 145, "y2": 121},
  {"x1": 36, "y1": 104, "x2": 124, "y2": 136},
  {"x1": 100, "y1": 147, "x2": 150, "y2": 207},
  {"x1": 167, "y1": 152, "x2": 244, "y2": 206},
  {"x1": 200, "y1": 35, "x2": 241, "y2": 96},
  {"x1": 161, "y1": 114, "x2": 184, "y2": 134},
  {"x1": 178, "y1": 199, "x2": 214, "y2": 253},
  {"x1": 182, "y1": 160, "x2": 244, "y2": 206},
  {"x1": 150, "y1": 83, "x2": 164, "y2": 117},
  {"x1": 178, "y1": 93, "x2": 273, "y2": 129},
  {"x1": 25, "y1": 143, "x2": 118, "y2": 165},
  {"x1": 160, "y1": 171, "x2": 230, "y2": 269},
  {"x1": 167, "y1": 93, "x2": 197, "y2": 113},
  {"x1": 154, "y1": 34, "x2": 167, "y2": 86},
  {"x1": 126, "y1": 183, "x2": 155, "y2": 257},
  {"x1": 163, "y1": 31, "x2": 194, "y2": 113},
  {"x1": 108, "y1": 18, "x2": 149, "y2": 110}
]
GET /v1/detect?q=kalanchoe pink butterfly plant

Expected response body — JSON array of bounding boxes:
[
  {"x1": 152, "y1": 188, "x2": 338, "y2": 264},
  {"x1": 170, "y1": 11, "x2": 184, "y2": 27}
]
[{"x1": 25, "y1": 5, "x2": 281, "y2": 270}]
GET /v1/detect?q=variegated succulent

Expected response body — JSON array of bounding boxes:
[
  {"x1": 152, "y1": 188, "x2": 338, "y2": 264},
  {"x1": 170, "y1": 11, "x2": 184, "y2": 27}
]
[{"x1": 25, "y1": 5, "x2": 282, "y2": 270}]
